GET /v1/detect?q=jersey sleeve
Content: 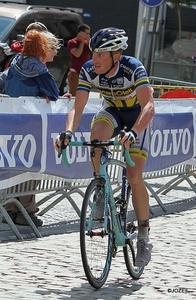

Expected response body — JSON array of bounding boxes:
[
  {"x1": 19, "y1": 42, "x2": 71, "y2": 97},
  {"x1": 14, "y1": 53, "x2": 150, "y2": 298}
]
[
  {"x1": 133, "y1": 64, "x2": 150, "y2": 89},
  {"x1": 76, "y1": 61, "x2": 93, "y2": 93}
]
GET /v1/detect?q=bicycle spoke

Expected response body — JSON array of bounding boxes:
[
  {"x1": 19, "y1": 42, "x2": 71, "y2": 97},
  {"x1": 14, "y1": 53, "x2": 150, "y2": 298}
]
[{"x1": 80, "y1": 178, "x2": 113, "y2": 289}]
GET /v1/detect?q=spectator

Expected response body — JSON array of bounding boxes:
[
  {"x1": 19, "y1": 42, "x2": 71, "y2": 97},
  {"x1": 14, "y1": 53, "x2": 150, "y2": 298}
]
[
  {"x1": 3, "y1": 29, "x2": 70, "y2": 227},
  {"x1": 4, "y1": 22, "x2": 48, "y2": 69},
  {"x1": 5, "y1": 30, "x2": 60, "y2": 100},
  {"x1": 0, "y1": 22, "x2": 48, "y2": 94},
  {"x1": 67, "y1": 24, "x2": 91, "y2": 96},
  {"x1": 11, "y1": 22, "x2": 48, "y2": 53}
]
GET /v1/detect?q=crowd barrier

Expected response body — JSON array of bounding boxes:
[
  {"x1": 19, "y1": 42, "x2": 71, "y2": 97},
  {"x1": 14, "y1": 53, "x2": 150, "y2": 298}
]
[
  {"x1": 1, "y1": 155, "x2": 196, "y2": 241},
  {"x1": 0, "y1": 177, "x2": 90, "y2": 240},
  {"x1": 149, "y1": 76, "x2": 196, "y2": 97},
  {"x1": 149, "y1": 76, "x2": 196, "y2": 87},
  {"x1": 0, "y1": 93, "x2": 196, "y2": 240}
]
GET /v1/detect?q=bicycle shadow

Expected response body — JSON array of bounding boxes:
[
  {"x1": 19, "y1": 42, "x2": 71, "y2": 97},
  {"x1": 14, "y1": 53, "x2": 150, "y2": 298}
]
[{"x1": 35, "y1": 278, "x2": 143, "y2": 299}]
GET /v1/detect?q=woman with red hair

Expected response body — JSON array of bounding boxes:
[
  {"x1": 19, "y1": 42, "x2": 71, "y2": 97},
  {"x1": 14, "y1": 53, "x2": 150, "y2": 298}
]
[
  {"x1": 5, "y1": 30, "x2": 60, "y2": 101},
  {"x1": 2, "y1": 30, "x2": 70, "y2": 227}
]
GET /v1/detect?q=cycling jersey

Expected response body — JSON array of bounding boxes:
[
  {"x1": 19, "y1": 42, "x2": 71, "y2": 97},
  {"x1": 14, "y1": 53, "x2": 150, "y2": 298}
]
[
  {"x1": 79, "y1": 55, "x2": 152, "y2": 160},
  {"x1": 78, "y1": 55, "x2": 151, "y2": 110}
]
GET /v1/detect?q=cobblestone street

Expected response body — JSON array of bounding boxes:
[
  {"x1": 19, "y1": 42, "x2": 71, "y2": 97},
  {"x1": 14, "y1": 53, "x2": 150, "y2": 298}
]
[{"x1": 0, "y1": 177, "x2": 196, "y2": 299}]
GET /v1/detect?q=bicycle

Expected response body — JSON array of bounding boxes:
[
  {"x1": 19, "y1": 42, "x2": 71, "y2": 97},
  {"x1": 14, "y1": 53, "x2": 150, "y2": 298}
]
[{"x1": 62, "y1": 139, "x2": 144, "y2": 289}]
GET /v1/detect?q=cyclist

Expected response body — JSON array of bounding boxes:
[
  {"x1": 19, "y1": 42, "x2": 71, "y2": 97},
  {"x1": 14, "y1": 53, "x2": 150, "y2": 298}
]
[{"x1": 54, "y1": 27, "x2": 155, "y2": 267}]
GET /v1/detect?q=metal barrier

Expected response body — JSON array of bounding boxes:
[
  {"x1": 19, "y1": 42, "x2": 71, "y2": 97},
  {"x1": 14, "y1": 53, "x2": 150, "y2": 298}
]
[
  {"x1": 0, "y1": 147, "x2": 196, "y2": 240},
  {"x1": 149, "y1": 76, "x2": 196, "y2": 97},
  {"x1": 108, "y1": 146, "x2": 196, "y2": 213},
  {"x1": 0, "y1": 188, "x2": 42, "y2": 240},
  {"x1": 1, "y1": 83, "x2": 196, "y2": 240},
  {"x1": 0, "y1": 177, "x2": 91, "y2": 240},
  {"x1": 143, "y1": 164, "x2": 196, "y2": 209},
  {"x1": 149, "y1": 76, "x2": 196, "y2": 86}
]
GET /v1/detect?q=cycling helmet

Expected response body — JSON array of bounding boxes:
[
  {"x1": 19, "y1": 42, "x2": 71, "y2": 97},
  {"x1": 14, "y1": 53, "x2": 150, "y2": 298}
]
[{"x1": 89, "y1": 27, "x2": 128, "y2": 52}]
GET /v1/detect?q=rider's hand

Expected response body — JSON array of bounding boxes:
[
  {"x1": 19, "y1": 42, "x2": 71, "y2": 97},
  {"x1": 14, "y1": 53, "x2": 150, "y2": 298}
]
[
  {"x1": 54, "y1": 131, "x2": 72, "y2": 157},
  {"x1": 118, "y1": 130, "x2": 137, "y2": 149}
]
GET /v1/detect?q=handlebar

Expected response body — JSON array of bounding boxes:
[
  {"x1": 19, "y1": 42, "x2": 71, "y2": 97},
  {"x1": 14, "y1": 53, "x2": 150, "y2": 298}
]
[{"x1": 61, "y1": 140, "x2": 135, "y2": 168}]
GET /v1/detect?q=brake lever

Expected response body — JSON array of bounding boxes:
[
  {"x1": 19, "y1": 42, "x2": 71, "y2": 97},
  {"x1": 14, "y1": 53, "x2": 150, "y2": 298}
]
[
  {"x1": 57, "y1": 136, "x2": 67, "y2": 158},
  {"x1": 119, "y1": 130, "x2": 125, "y2": 139},
  {"x1": 58, "y1": 148, "x2": 62, "y2": 158}
]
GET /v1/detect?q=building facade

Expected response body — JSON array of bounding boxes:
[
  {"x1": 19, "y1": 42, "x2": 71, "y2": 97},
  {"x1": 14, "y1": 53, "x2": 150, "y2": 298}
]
[
  {"x1": 136, "y1": 2, "x2": 196, "y2": 82},
  {"x1": 27, "y1": 0, "x2": 139, "y2": 56},
  {"x1": 15, "y1": 0, "x2": 196, "y2": 81}
]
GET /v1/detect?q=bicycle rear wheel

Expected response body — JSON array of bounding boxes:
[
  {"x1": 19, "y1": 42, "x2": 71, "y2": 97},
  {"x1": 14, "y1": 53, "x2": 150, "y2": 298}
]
[
  {"x1": 123, "y1": 185, "x2": 144, "y2": 279},
  {"x1": 80, "y1": 178, "x2": 114, "y2": 289}
]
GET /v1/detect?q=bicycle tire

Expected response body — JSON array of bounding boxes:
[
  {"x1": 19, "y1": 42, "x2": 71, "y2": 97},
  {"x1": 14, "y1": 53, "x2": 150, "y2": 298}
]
[
  {"x1": 108, "y1": 159, "x2": 144, "y2": 279},
  {"x1": 80, "y1": 178, "x2": 114, "y2": 289},
  {"x1": 123, "y1": 186, "x2": 144, "y2": 279}
]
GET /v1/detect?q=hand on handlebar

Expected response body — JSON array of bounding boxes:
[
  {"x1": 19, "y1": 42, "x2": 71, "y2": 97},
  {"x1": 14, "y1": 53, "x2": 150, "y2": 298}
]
[
  {"x1": 118, "y1": 130, "x2": 137, "y2": 149},
  {"x1": 54, "y1": 131, "x2": 73, "y2": 157}
]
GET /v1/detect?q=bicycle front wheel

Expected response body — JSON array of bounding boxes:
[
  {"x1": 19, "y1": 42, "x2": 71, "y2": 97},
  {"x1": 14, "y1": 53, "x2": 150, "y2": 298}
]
[{"x1": 80, "y1": 178, "x2": 114, "y2": 289}]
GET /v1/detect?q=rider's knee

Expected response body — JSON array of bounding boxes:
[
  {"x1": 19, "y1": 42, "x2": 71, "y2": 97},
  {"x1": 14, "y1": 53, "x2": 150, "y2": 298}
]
[
  {"x1": 127, "y1": 169, "x2": 143, "y2": 187},
  {"x1": 91, "y1": 123, "x2": 112, "y2": 140}
]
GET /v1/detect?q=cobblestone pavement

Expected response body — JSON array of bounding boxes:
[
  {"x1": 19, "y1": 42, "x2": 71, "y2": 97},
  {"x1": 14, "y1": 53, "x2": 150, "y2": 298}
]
[{"x1": 0, "y1": 177, "x2": 196, "y2": 299}]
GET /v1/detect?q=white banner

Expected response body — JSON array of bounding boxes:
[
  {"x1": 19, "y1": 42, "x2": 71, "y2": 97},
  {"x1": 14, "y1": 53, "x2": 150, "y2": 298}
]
[{"x1": 0, "y1": 95, "x2": 195, "y2": 189}]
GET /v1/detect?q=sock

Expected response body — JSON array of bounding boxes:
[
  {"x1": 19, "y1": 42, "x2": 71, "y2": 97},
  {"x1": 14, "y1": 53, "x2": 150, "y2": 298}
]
[{"x1": 137, "y1": 219, "x2": 149, "y2": 240}]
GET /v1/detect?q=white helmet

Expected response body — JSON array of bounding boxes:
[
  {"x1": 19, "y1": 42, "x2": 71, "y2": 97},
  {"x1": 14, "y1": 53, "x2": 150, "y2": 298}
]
[{"x1": 89, "y1": 27, "x2": 128, "y2": 52}]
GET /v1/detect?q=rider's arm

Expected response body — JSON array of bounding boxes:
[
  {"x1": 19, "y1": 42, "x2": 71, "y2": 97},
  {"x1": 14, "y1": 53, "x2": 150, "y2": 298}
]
[
  {"x1": 65, "y1": 90, "x2": 89, "y2": 133},
  {"x1": 131, "y1": 85, "x2": 155, "y2": 136},
  {"x1": 54, "y1": 90, "x2": 89, "y2": 151}
]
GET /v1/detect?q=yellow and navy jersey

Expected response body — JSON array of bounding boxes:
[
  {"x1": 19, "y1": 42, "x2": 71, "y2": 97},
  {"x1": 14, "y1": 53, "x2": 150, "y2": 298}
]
[{"x1": 77, "y1": 55, "x2": 150, "y2": 110}]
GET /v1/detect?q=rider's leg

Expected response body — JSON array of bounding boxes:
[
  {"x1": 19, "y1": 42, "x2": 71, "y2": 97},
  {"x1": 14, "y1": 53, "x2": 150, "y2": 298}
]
[
  {"x1": 90, "y1": 107, "x2": 121, "y2": 219},
  {"x1": 126, "y1": 155, "x2": 153, "y2": 267},
  {"x1": 90, "y1": 120, "x2": 113, "y2": 219},
  {"x1": 126, "y1": 156, "x2": 149, "y2": 222},
  {"x1": 90, "y1": 120, "x2": 113, "y2": 176}
]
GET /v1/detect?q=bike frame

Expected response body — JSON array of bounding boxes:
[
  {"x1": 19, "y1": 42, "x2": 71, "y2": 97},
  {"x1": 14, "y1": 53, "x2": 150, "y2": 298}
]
[
  {"x1": 99, "y1": 149, "x2": 136, "y2": 247},
  {"x1": 62, "y1": 140, "x2": 144, "y2": 288},
  {"x1": 61, "y1": 140, "x2": 137, "y2": 247}
]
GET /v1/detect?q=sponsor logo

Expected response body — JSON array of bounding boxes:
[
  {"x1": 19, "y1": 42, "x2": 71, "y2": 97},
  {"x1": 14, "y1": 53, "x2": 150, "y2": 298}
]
[
  {"x1": 151, "y1": 128, "x2": 192, "y2": 157},
  {"x1": 0, "y1": 134, "x2": 36, "y2": 167}
]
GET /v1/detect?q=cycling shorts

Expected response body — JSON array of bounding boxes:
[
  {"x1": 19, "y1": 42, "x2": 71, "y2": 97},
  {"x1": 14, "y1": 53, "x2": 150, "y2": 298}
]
[{"x1": 91, "y1": 104, "x2": 151, "y2": 160}]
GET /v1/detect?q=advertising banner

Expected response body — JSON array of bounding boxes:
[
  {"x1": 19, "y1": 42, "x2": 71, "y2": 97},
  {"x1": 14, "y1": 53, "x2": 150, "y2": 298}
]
[{"x1": 0, "y1": 96, "x2": 195, "y2": 189}]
